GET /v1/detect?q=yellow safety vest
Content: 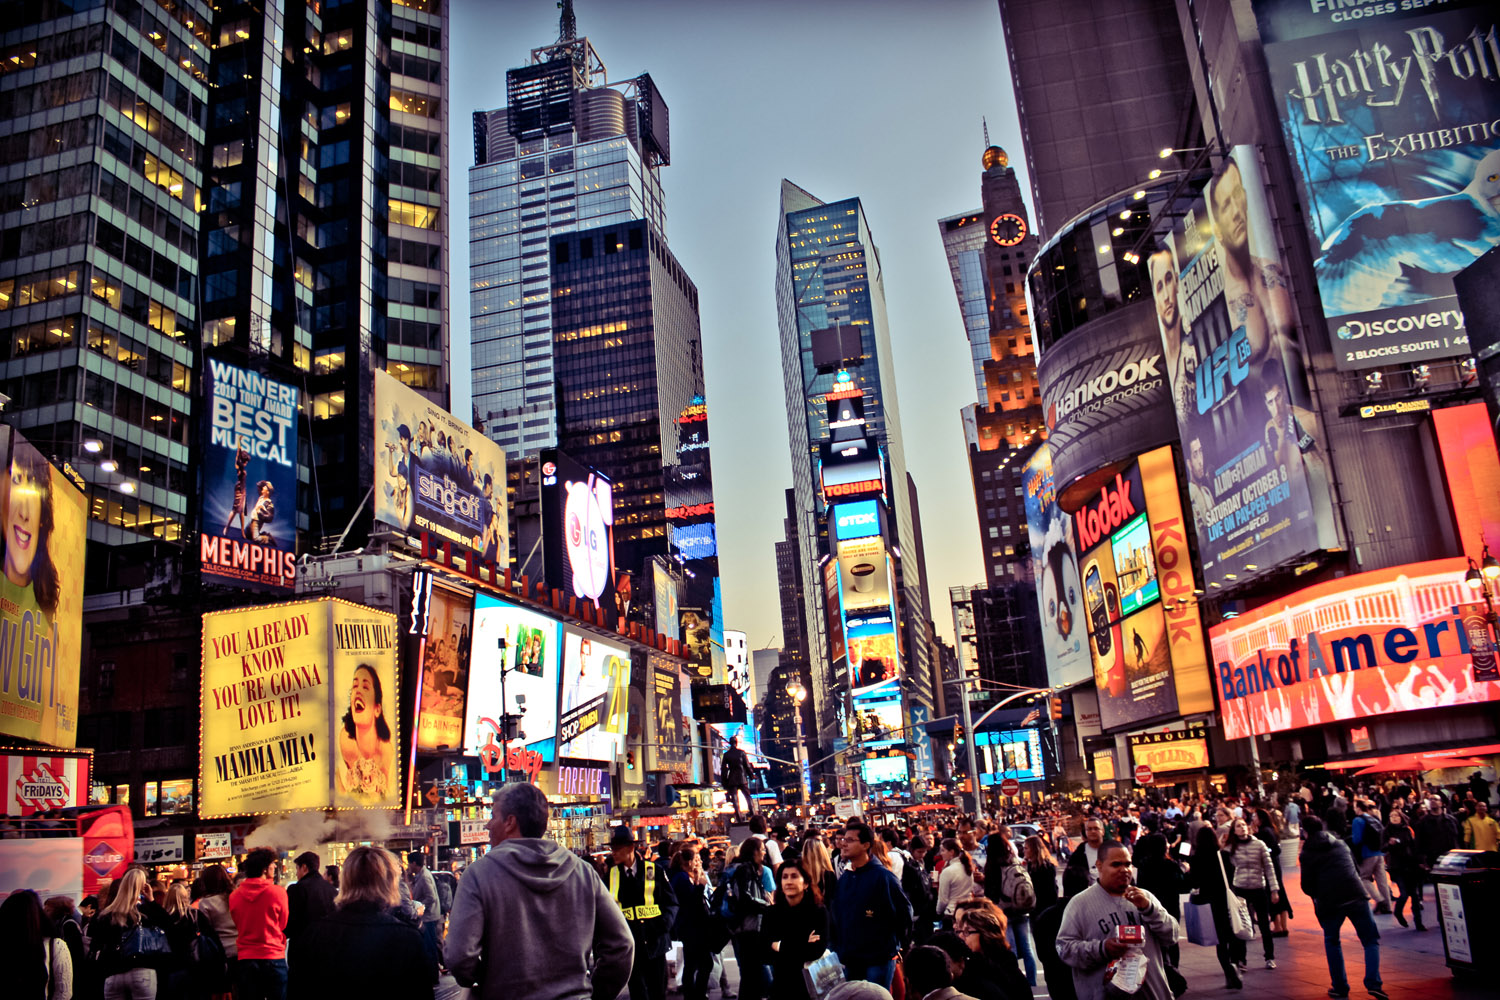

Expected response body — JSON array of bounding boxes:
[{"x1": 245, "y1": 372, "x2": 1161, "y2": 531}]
[{"x1": 609, "y1": 860, "x2": 661, "y2": 921}]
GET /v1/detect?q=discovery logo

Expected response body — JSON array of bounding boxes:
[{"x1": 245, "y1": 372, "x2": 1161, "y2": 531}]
[
  {"x1": 1337, "y1": 308, "x2": 1463, "y2": 340},
  {"x1": 1330, "y1": 299, "x2": 1471, "y2": 372}
]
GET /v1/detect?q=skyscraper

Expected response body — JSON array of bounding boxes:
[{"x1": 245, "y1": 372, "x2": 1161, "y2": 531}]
[
  {"x1": 774, "y1": 180, "x2": 933, "y2": 754},
  {"x1": 469, "y1": 10, "x2": 668, "y2": 457}
]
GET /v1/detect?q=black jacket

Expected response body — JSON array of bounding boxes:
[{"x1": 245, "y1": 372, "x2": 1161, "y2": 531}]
[
  {"x1": 1027, "y1": 861, "x2": 1059, "y2": 913},
  {"x1": 89, "y1": 902, "x2": 172, "y2": 977},
  {"x1": 1300, "y1": 831, "x2": 1368, "y2": 908},
  {"x1": 1133, "y1": 856, "x2": 1185, "y2": 920},
  {"x1": 604, "y1": 857, "x2": 679, "y2": 959},
  {"x1": 1187, "y1": 847, "x2": 1233, "y2": 903},
  {"x1": 1383, "y1": 822, "x2": 1421, "y2": 875},
  {"x1": 763, "y1": 897, "x2": 830, "y2": 1000},
  {"x1": 1030, "y1": 900, "x2": 1077, "y2": 1000},
  {"x1": 288, "y1": 901, "x2": 436, "y2": 1000},
  {"x1": 285, "y1": 873, "x2": 337, "y2": 942},
  {"x1": 969, "y1": 942, "x2": 1034, "y2": 1000},
  {"x1": 1062, "y1": 843, "x2": 1093, "y2": 899},
  {"x1": 669, "y1": 870, "x2": 711, "y2": 946},
  {"x1": 1416, "y1": 811, "x2": 1461, "y2": 865}
]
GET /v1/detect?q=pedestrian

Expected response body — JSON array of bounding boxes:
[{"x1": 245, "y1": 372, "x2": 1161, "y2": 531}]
[
  {"x1": 1223, "y1": 817, "x2": 1278, "y2": 970},
  {"x1": 983, "y1": 837, "x2": 1037, "y2": 987},
  {"x1": 724, "y1": 837, "x2": 775, "y2": 1000},
  {"x1": 1020, "y1": 837, "x2": 1058, "y2": 915},
  {"x1": 1350, "y1": 799, "x2": 1392, "y2": 913},
  {"x1": 1056, "y1": 841, "x2": 1177, "y2": 1000},
  {"x1": 937, "y1": 839, "x2": 977, "y2": 921},
  {"x1": 287, "y1": 845, "x2": 435, "y2": 1000},
  {"x1": 925, "y1": 931, "x2": 1008, "y2": 1000},
  {"x1": 951, "y1": 899, "x2": 1032, "y2": 1000},
  {"x1": 404, "y1": 851, "x2": 444, "y2": 965},
  {"x1": 283, "y1": 852, "x2": 335, "y2": 955},
  {"x1": 831, "y1": 821, "x2": 911, "y2": 990},
  {"x1": 1, "y1": 888, "x2": 74, "y2": 1000},
  {"x1": 800, "y1": 836, "x2": 839, "y2": 909},
  {"x1": 1130, "y1": 832, "x2": 1184, "y2": 992},
  {"x1": 604, "y1": 826, "x2": 680, "y2": 1000},
  {"x1": 1382, "y1": 809, "x2": 1426, "y2": 931},
  {"x1": 227, "y1": 849, "x2": 288, "y2": 1000},
  {"x1": 1061, "y1": 819, "x2": 1105, "y2": 898},
  {"x1": 1251, "y1": 808, "x2": 1291, "y2": 935},
  {"x1": 444, "y1": 782, "x2": 634, "y2": 1000},
  {"x1": 91, "y1": 867, "x2": 170, "y2": 999},
  {"x1": 1300, "y1": 814, "x2": 1386, "y2": 999},
  {"x1": 1186, "y1": 825, "x2": 1241, "y2": 990},
  {"x1": 670, "y1": 847, "x2": 715, "y2": 1000},
  {"x1": 195, "y1": 864, "x2": 237, "y2": 998},
  {"x1": 904, "y1": 944, "x2": 977, "y2": 1000},
  {"x1": 1461, "y1": 799, "x2": 1500, "y2": 851},
  {"x1": 764, "y1": 860, "x2": 831, "y2": 1000},
  {"x1": 749, "y1": 815, "x2": 785, "y2": 868}
]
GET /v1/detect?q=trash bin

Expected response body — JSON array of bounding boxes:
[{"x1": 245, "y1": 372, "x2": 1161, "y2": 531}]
[{"x1": 1431, "y1": 849, "x2": 1500, "y2": 977}]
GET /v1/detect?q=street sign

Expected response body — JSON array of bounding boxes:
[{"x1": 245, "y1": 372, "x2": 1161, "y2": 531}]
[
  {"x1": 999, "y1": 777, "x2": 1020, "y2": 796},
  {"x1": 1135, "y1": 763, "x2": 1154, "y2": 785}
]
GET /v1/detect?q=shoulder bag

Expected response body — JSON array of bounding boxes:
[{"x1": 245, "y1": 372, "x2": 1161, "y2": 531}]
[
  {"x1": 802, "y1": 949, "x2": 846, "y2": 1000},
  {"x1": 1218, "y1": 852, "x2": 1257, "y2": 941},
  {"x1": 120, "y1": 920, "x2": 172, "y2": 965}
]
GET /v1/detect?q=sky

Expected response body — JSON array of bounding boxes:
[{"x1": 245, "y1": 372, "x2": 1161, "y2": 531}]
[{"x1": 448, "y1": 0, "x2": 1030, "y2": 651}]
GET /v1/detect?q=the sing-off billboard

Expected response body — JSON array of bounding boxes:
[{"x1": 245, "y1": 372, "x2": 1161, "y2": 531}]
[
  {"x1": 1210, "y1": 558, "x2": 1500, "y2": 740},
  {"x1": 1252, "y1": 0, "x2": 1500, "y2": 370},
  {"x1": 200, "y1": 360, "x2": 298, "y2": 590},
  {"x1": 1155, "y1": 146, "x2": 1340, "y2": 590}
]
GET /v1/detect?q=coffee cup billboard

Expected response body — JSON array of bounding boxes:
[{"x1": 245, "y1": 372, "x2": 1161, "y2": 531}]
[{"x1": 837, "y1": 537, "x2": 891, "y2": 618}]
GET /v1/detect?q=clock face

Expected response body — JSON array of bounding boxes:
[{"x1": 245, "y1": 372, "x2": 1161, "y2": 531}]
[{"x1": 990, "y1": 213, "x2": 1027, "y2": 247}]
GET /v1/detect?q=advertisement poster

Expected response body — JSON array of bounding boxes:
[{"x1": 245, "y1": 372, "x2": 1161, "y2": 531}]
[
  {"x1": 1023, "y1": 445, "x2": 1090, "y2": 689},
  {"x1": 824, "y1": 560, "x2": 846, "y2": 667},
  {"x1": 1139, "y1": 447, "x2": 1215, "y2": 716},
  {"x1": 0, "y1": 431, "x2": 85, "y2": 747},
  {"x1": 1210, "y1": 558, "x2": 1500, "y2": 739},
  {"x1": 198, "y1": 360, "x2": 298, "y2": 590},
  {"x1": 976, "y1": 728, "x2": 1045, "y2": 784},
  {"x1": 558, "y1": 629, "x2": 630, "y2": 761},
  {"x1": 540, "y1": 450, "x2": 617, "y2": 610},
  {"x1": 649, "y1": 660, "x2": 690, "y2": 771},
  {"x1": 651, "y1": 557, "x2": 679, "y2": 641},
  {"x1": 374, "y1": 369, "x2": 508, "y2": 563},
  {"x1": 1157, "y1": 145, "x2": 1338, "y2": 588},
  {"x1": 1253, "y1": 0, "x2": 1498, "y2": 370},
  {"x1": 200, "y1": 599, "x2": 398, "y2": 817},
  {"x1": 907, "y1": 702, "x2": 933, "y2": 781},
  {"x1": 2, "y1": 751, "x2": 89, "y2": 815},
  {"x1": 194, "y1": 832, "x2": 232, "y2": 860},
  {"x1": 1455, "y1": 603, "x2": 1498, "y2": 683},
  {"x1": 849, "y1": 632, "x2": 899, "y2": 693},
  {"x1": 1129, "y1": 723, "x2": 1211, "y2": 774},
  {"x1": 852, "y1": 680, "x2": 903, "y2": 740},
  {"x1": 415, "y1": 585, "x2": 472, "y2": 750},
  {"x1": 467, "y1": 594, "x2": 561, "y2": 762},
  {"x1": 1432, "y1": 403, "x2": 1500, "y2": 568},
  {"x1": 0, "y1": 838, "x2": 83, "y2": 903}
]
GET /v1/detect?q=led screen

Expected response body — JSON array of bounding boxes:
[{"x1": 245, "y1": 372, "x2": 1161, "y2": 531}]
[
  {"x1": 467, "y1": 595, "x2": 561, "y2": 762},
  {"x1": 976, "y1": 728, "x2": 1045, "y2": 784},
  {"x1": 1111, "y1": 514, "x2": 1159, "y2": 617},
  {"x1": 558, "y1": 629, "x2": 631, "y2": 761}
]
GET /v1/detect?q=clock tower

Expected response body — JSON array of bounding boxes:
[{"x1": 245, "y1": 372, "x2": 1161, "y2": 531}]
[{"x1": 975, "y1": 146, "x2": 1041, "y2": 453}]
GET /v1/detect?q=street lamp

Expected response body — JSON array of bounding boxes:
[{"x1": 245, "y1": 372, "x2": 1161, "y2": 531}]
[
  {"x1": 1464, "y1": 542, "x2": 1500, "y2": 632},
  {"x1": 785, "y1": 679, "x2": 811, "y2": 816}
]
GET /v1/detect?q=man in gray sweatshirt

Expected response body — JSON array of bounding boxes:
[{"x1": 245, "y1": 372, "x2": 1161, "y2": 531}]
[
  {"x1": 445, "y1": 782, "x2": 635, "y2": 1000},
  {"x1": 1056, "y1": 841, "x2": 1178, "y2": 1000}
]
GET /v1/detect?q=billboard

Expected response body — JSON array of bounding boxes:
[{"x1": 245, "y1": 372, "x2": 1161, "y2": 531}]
[
  {"x1": 541, "y1": 450, "x2": 617, "y2": 609},
  {"x1": 861, "y1": 746, "x2": 910, "y2": 784},
  {"x1": 558, "y1": 629, "x2": 630, "y2": 761},
  {"x1": 1433, "y1": 403, "x2": 1500, "y2": 567},
  {"x1": 199, "y1": 360, "x2": 298, "y2": 590},
  {"x1": 1129, "y1": 723, "x2": 1210, "y2": 774},
  {"x1": 0, "y1": 430, "x2": 85, "y2": 747},
  {"x1": 1, "y1": 751, "x2": 89, "y2": 815},
  {"x1": 1209, "y1": 558, "x2": 1500, "y2": 740},
  {"x1": 824, "y1": 560, "x2": 846, "y2": 667},
  {"x1": 831, "y1": 500, "x2": 882, "y2": 542},
  {"x1": 648, "y1": 659, "x2": 691, "y2": 772},
  {"x1": 852, "y1": 680, "x2": 903, "y2": 740},
  {"x1": 1253, "y1": 0, "x2": 1497, "y2": 369},
  {"x1": 1023, "y1": 445, "x2": 1090, "y2": 688},
  {"x1": 374, "y1": 368, "x2": 508, "y2": 562},
  {"x1": 848, "y1": 632, "x2": 899, "y2": 693},
  {"x1": 1138, "y1": 447, "x2": 1214, "y2": 717},
  {"x1": 976, "y1": 728, "x2": 1045, "y2": 785},
  {"x1": 837, "y1": 537, "x2": 893, "y2": 631},
  {"x1": 200, "y1": 598, "x2": 399, "y2": 817},
  {"x1": 414, "y1": 585, "x2": 472, "y2": 750},
  {"x1": 467, "y1": 594, "x2": 561, "y2": 762},
  {"x1": 651, "y1": 557, "x2": 679, "y2": 640},
  {"x1": 1158, "y1": 146, "x2": 1339, "y2": 588}
]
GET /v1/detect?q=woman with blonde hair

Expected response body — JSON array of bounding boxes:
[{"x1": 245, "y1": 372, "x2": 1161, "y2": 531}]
[
  {"x1": 800, "y1": 836, "x2": 838, "y2": 906},
  {"x1": 91, "y1": 867, "x2": 170, "y2": 999},
  {"x1": 287, "y1": 846, "x2": 436, "y2": 999}
]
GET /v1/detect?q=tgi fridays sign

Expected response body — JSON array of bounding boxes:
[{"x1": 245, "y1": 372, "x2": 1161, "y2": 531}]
[{"x1": 3, "y1": 752, "x2": 89, "y2": 816}]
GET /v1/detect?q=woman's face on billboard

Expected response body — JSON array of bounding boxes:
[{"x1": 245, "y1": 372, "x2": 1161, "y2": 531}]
[{"x1": 5, "y1": 459, "x2": 41, "y2": 584}]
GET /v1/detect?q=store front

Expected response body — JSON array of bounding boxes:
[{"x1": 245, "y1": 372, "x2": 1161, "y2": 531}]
[{"x1": 537, "y1": 759, "x2": 615, "y2": 852}]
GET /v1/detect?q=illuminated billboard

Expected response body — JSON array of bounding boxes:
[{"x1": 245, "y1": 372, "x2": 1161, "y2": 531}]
[
  {"x1": 199, "y1": 360, "x2": 298, "y2": 590},
  {"x1": 415, "y1": 585, "x2": 472, "y2": 750},
  {"x1": 852, "y1": 680, "x2": 903, "y2": 741},
  {"x1": 861, "y1": 744, "x2": 909, "y2": 784},
  {"x1": 652, "y1": 557, "x2": 680, "y2": 640},
  {"x1": 374, "y1": 369, "x2": 508, "y2": 562},
  {"x1": 0, "y1": 430, "x2": 86, "y2": 747},
  {"x1": 831, "y1": 500, "x2": 882, "y2": 542},
  {"x1": 1023, "y1": 444, "x2": 1090, "y2": 689},
  {"x1": 1111, "y1": 515, "x2": 1159, "y2": 617},
  {"x1": 837, "y1": 538, "x2": 893, "y2": 629},
  {"x1": 648, "y1": 658, "x2": 691, "y2": 773},
  {"x1": 670, "y1": 521, "x2": 717, "y2": 560},
  {"x1": 1252, "y1": 0, "x2": 1495, "y2": 370},
  {"x1": 1433, "y1": 403, "x2": 1500, "y2": 568},
  {"x1": 558, "y1": 629, "x2": 630, "y2": 761},
  {"x1": 541, "y1": 450, "x2": 617, "y2": 610},
  {"x1": 1156, "y1": 146, "x2": 1339, "y2": 588},
  {"x1": 976, "y1": 728, "x2": 1045, "y2": 785},
  {"x1": 2, "y1": 750, "x2": 89, "y2": 815},
  {"x1": 200, "y1": 599, "x2": 399, "y2": 817},
  {"x1": 1129, "y1": 723, "x2": 1210, "y2": 774},
  {"x1": 824, "y1": 560, "x2": 846, "y2": 667},
  {"x1": 849, "y1": 632, "x2": 899, "y2": 693},
  {"x1": 1210, "y1": 558, "x2": 1500, "y2": 740},
  {"x1": 467, "y1": 595, "x2": 561, "y2": 762}
]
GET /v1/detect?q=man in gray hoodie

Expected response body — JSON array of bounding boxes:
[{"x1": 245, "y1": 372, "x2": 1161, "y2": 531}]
[
  {"x1": 1056, "y1": 841, "x2": 1177, "y2": 1000},
  {"x1": 445, "y1": 782, "x2": 635, "y2": 1000}
]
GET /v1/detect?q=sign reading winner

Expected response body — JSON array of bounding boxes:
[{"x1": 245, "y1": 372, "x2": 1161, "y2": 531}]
[
  {"x1": 374, "y1": 369, "x2": 508, "y2": 563},
  {"x1": 199, "y1": 360, "x2": 298, "y2": 590}
]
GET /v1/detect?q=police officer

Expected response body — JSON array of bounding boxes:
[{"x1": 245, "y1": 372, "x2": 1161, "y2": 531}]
[{"x1": 605, "y1": 826, "x2": 679, "y2": 1000}]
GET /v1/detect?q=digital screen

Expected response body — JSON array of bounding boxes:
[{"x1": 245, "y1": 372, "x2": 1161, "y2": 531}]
[
  {"x1": 975, "y1": 728, "x2": 1045, "y2": 784},
  {"x1": 541, "y1": 450, "x2": 616, "y2": 608},
  {"x1": 861, "y1": 742, "x2": 908, "y2": 784},
  {"x1": 1111, "y1": 514, "x2": 1159, "y2": 617},
  {"x1": 467, "y1": 594, "x2": 562, "y2": 761},
  {"x1": 558, "y1": 629, "x2": 631, "y2": 761},
  {"x1": 851, "y1": 681, "x2": 902, "y2": 741},
  {"x1": 671, "y1": 520, "x2": 717, "y2": 560},
  {"x1": 832, "y1": 500, "x2": 881, "y2": 541}
]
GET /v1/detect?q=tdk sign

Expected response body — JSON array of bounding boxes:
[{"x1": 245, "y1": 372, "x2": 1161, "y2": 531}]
[{"x1": 833, "y1": 500, "x2": 881, "y2": 541}]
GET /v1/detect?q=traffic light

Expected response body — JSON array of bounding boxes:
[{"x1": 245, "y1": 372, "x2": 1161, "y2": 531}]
[
  {"x1": 954, "y1": 724, "x2": 966, "y2": 747},
  {"x1": 626, "y1": 750, "x2": 636, "y2": 770},
  {"x1": 1050, "y1": 696, "x2": 1063, "y2": 721}
]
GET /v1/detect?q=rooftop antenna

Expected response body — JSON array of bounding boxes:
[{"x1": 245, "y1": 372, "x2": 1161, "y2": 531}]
[
  {"x1": 982, "y1": 116, "x2": 990, "y2": 148},
  {"x1": 557, "y1": 0, "x2": 576, "y2": 43}
]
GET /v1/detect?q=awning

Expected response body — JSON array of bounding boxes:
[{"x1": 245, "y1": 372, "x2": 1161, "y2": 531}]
[{"x1": 1322, "y1": 743, "x2": 1500, "y2": 772}]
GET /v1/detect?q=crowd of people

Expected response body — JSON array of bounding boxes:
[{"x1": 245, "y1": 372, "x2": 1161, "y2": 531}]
[{"x1": 3, "y1": 770, "x2": 1495, "y2": 1000}]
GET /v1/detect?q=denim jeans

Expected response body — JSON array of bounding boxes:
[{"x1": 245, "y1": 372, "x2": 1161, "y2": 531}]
[
  {"x1": 844, "y1": 958, "x2": 896, "y2": 990},
  {"x1": 1007, "y1": 913, "x2": 1038, "y2": 986},
  {"x1": 237, "y1": 957, "x2": 288, "y2": 1000},
  {"x1": 1316, "y1": 900, "x2": 1381, "y2": 994},
  {"x1": 103, "y1": 968, "x2": 157, "y2": 999}
]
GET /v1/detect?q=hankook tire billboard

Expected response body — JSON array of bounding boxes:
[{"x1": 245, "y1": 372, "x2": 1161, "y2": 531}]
[{"x1": 1037, "y1": 299, "x2": 1179, "y2": 496}]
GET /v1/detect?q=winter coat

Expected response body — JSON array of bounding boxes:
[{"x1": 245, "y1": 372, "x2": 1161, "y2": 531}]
[
  {"x1": 197, "y1": 893, "x2": 238, "y2": 960},
  {"x1": 444, "y1": 836, "x2": 634, "y2": 1000},
  {"x1": 1226, "y1": 837, "x2": 1278, "y2": 892},
  {"x1": 287, "y1": 901, "x2": 436, "y2": 1000},
  {"x1": 89, "y1": 902, "x2": 171, "y2": 977},
  {"x1": 669, "y1": 870, "x2": 711, "y2": 946},
  {"x1": 1300, "y1": 831, "x2": 1368, "y2": 909},
  {"x1": 1416, "y1": 810, "x2": 1461, "y2": 865},
  {"x1": 763, "y1": 896, "x2": 830, "y2": 1000},
  {"x1": 1133, "y1": 856, "x2": 1185, "y2": 920},
  {"x1": 1027, "y1": 861, "x2": 1059, "y2": 913},
  {"x1": 285, "y1": 872, "x2": 337, "y2": 943},
  {"x1": 1383, "y1": 823, "x2": 1422, "y2": 877},
  {"x1": 830, "y1": 859, "x2": 911, "y2": 968}
]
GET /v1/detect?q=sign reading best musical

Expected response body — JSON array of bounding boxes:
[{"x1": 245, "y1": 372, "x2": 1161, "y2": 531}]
[
  {"x1": 1210, "y1": 558, "x2": 1500, "y2": 740},
  {"x1": 200, "y1": 598, "x2": 399, "y2": 817}
]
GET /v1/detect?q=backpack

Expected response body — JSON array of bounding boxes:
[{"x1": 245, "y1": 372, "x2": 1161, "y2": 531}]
[
  {"x1": 1360, "y1": 815, "x2": 1384, "y2": 851},
  {"x1": 188, "y1": 912, "x2": 229, "y2": 990},
  {"x1": 1001, "y1": 862, "x2": 1037, "y2": 912},
  {"x1": 434, "y1": 871, "x2": 455, "y2": 915},
  {"x1": 899, "y1": 856, "x2": 930, "y2": 917}
]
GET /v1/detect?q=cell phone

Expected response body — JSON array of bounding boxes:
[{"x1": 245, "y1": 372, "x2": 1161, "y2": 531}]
[{"x1": 1176, "y1": 842, "x2": 1192, "y2": 859}]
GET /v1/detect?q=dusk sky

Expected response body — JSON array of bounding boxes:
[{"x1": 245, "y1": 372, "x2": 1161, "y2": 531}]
[{"x1": 449, "y1": 0, "x2": 1031, "y2": 649}]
